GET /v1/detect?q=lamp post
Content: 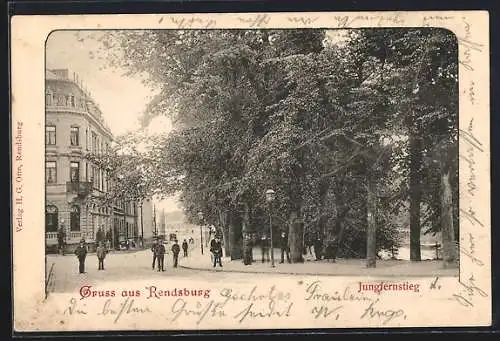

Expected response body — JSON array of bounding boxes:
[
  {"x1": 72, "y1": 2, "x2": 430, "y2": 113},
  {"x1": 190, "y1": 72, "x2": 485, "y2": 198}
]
[
  {"x1": 198, "y1": 211, "x2": 204, "y2": 255},
  {"x1": 265, "y1": 189, "x2": 276, "y2": 267},
  {"x1": 60, "y1": 218, "x2": 66, "y2": 255}
]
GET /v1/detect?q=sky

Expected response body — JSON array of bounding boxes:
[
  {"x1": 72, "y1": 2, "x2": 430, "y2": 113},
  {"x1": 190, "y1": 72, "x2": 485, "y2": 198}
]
[{"x1": 46, "y1": 30, "x2": 179, "y2": 213}]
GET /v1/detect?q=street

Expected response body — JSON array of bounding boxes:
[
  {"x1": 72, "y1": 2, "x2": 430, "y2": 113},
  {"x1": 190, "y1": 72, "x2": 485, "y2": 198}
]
[
  {"x1": 47, "y1": 240, "x2": 457, "y2": 295},
  {"x1": 46, "y1": 246, "x2": 265, "y2": 293}
]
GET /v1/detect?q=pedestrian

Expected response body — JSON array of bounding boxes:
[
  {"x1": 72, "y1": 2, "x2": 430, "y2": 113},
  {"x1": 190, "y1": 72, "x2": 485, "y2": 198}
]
[
  {"x1": 210, "y1": 237, "x2": 223, "y2": 268},
  {"x1": 151, "y1": 239, "x2": 158, "y2": 270},
  {"x1": 279, "y1": 232, "x2": 291, "y2": 264},
  {"x1": 156, "y1": 241, "x2": 166, "y2": 272},
  {"x1": 171, "y1": 240, "x2": 181, "y2": 268},
  {"x1": 313, "y1": 234, "x2": 323, "y2": 261},
  {"x1": 96, "y1": 241, "x2": 107, "y2": 270},
  {"x1": 74, "y1": 239, "x2": 87, "y2": 274},
  {"x1": 182, "y1": 239, "x2": 188, "y2": 257},
  {"x1": 57, "y1": 227, "x2": 65, "y2": 255},
  {"x1": 260, "y1": 234, "x2": 270, "y2": 263}
]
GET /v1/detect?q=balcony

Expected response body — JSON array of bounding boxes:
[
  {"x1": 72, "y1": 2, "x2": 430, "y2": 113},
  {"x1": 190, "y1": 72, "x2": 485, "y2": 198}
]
[{"x1": 66, "y1": 181, "x2": 92, "y2": 197}]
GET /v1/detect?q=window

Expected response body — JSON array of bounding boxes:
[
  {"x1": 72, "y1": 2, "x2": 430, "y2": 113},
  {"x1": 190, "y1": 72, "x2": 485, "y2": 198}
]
[
  {"x1": 70, "y1": 126, "x2": 79, "y2": 146},
  {"x1": 70, "y1": 95, "x2": 75, "y2": 107},
  {"x1": 45, "y1": 126, "x2": 56, "y2": 145},
  {"x1": 85, "y1": 129, "x2": 89, "y2": 151},
  {"x1": 85, "y1": 163, "x2": 89, "y2": 182},
  {"x1": 91, "y1": 166, "x2": 97, "y2": 188},
  {"x1": 46, "y1": 92, "x2": 52, "y2": 105},
  {"x1": 45, "y1": 205, "x2": 58, "y2": 232},
  {"x1": 70, "y1": 205, "x2": 80, "y2": 231},
  {"x1": 46, "y1": 161, "x2": 57, "y2": 184},
  {"x1": 91, "y1": 132, "x2": 97, "y2": 153},
  {"x1": 70, "y1": 162, "x2": 80, "y2": 182}
]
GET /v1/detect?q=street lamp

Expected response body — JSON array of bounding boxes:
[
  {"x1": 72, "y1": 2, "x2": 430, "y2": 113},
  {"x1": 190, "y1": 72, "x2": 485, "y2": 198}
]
[
  {"x1": 265, "y1": 189, "x2": 276, "y2": 267},
  {"x1": 198, "y1": 211, "x2": 204, "y2": 255},
  {"x1": 60, "y1": 218, "x2": 66, "y2": 255}
]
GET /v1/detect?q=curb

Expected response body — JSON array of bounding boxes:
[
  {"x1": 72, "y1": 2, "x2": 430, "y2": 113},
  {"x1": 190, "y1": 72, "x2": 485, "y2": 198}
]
[{"x1": 178, "y1": 264, "x2": 456, "y2": 278}]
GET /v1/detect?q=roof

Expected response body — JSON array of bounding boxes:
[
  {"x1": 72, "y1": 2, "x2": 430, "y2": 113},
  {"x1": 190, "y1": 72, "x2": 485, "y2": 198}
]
[
  {"x1": 46, "y1": 69, "x2": 113, "y2": 136},
  {"x1": 46, "y1": 70, "x2": 60, "y2": 80}
]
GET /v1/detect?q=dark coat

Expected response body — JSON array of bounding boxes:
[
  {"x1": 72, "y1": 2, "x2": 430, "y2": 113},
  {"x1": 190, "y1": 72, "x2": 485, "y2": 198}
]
[
  {"x1": 172, "y1": 243, "x2": 180, "y2": 255},
  {"x1": 182, "y1": 241, "x2": 188, "y2": 250},
  {"x1": 156, "y1": 243, "x2": 166, "y2": 256},
  {"x1": 96, "y1": 246, "x2": 107, "y2": 259},
  {"x1": 280, "y1": 235, "x2": 289, "y2": 250},
  {"x1": 75, "y1": 245, "x2": 87, "y2": 259},
  {"x1": 210, "y1": 239, "x2": 222, "y2": 255},
  {"x1": 260, "y1": 236, "x2": 270, "y2": 248}
]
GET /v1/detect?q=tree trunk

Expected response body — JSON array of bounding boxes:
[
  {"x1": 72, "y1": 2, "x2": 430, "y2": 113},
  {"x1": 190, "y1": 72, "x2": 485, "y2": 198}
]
[
  {"x1": 409, "y1": 131, "x2": 422, "y2": 261},
  {"x1": 330, "y1": 208, "x2": 349, "y2": 262},
  {"x1": 366, "y1": 178, "x2": 377, "y2": 268},
  {"x1": 219, "y1": 210, "x2": 230, "y2": 257},
  {"x1": 441, "y1": 170, "x2": 458, "y2": 268},
  {"x1": 288, "y1": 211, "x2": 304, "y2": 263},
  {"x1": 229, "y1": 210, "x2": 243, "y2": 260},
  {"x1": 242, "y1": 203, "x2": 253, "y2": 265}
]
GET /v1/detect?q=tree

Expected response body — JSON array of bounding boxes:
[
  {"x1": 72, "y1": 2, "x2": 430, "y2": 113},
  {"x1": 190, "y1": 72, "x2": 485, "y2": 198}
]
[{"x1": 91, "y1": 28, "x2": 457, "y2": 267}]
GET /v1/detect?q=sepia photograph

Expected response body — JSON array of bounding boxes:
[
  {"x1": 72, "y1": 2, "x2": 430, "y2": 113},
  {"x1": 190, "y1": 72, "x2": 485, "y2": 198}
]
[
  {"x1": 11, "y1": 11, "x2": 490, "y2": 332},
  {"x1": 44, "y1": 28, "x2": 459, "y2": 296}
]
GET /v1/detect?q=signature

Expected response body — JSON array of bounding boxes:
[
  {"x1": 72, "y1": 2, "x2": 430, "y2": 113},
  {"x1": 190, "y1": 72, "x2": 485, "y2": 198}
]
[
  {"x1": 458, "y1": 17, "x2": 483, "y2": 72},
  {"x1": 334, "y1": 14, "x2": 405, "y2": 28},
  {"x1": 286, "y1": 16, "x2": 319, "y2": 26},
  {"x1": 237, "y1": 14, "x2": 271, "y2": 28},
  {"x1": 430, "y1": 277, "x2": 442, "y2": 290},
  {"x1": 170, "y1": 298, "x2": 226, "y2": 326},
  {"x1": 459, "y1": 207, "x2": 484, "y2": 228},
  {"x1": 468, "y1": 81, "x2": 476, "y2": 106},
  {"x1": 303, "y1": 280, "x2": 373, "y2": 302},
  {"x1": 98, "y1": 297, "x2": 151, "y2": 324},
  {"x1": 360, "y1": 299, "x2": 406, "y2": 325},
  {"x1": 63, "y1": 298, "x2": 88, "y2": 315},
  {"x1": 459, "y1": 126, "x2": 483, "y2": 153},
  {"x1": 220, "y1": 285, "x2": 291, "y2": 303},
  {"x1": 170, "y1": 17, "x2": 217, "y2": 29},
  {"x1": 311, "y1": 305, "x2": 343, "y2": 319},
  {"x1": 233, "y1": 300, "x2": 293, "y2": 323},
  {"x1": 459, "y1": 243, "x2": 484, "y2": 267},
  {"x1": 451, "y1": 275, "x2": 488, "y2": 308}
]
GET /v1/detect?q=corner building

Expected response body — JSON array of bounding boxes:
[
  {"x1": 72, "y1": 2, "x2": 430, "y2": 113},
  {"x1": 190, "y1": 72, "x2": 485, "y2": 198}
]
[{"x1": 45, "y1": 69, "x2": 138, "y2": 253}]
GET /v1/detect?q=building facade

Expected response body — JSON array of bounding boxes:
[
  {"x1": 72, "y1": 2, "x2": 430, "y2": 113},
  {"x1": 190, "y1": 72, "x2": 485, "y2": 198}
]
[{"x1": 45, "y1": 69, "x2": 138, "y2": 253}]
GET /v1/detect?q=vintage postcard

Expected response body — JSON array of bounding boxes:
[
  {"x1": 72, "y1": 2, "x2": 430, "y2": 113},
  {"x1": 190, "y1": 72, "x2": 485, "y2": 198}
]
[{"x1": 11, "y1": 11, "x2": 491, "y2": 332}]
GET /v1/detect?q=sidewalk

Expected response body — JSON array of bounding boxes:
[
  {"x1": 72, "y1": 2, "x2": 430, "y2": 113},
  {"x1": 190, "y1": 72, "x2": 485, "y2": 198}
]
[{"x1": 180, "y1": 245, "x2": 458, "y2": 278}]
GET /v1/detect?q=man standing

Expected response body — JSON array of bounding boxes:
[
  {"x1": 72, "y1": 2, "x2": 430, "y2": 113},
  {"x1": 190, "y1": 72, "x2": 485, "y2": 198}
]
[
  {"x1": 171, "y1": 240, "x2": 181, "y2": 268},
  {"x1": 57, "y1": 227, "x2": 65, "y2": 255},
  {"x1": 279, "y1": 232, "x2": 291, "y2": 264},
  {"x1": 74, "y1": 239, "x2": 87, "y2": 274},
  {"x1": 313, "y1": 233, "x2": 323, "y2": 261},
  {"x1": 156, "y1": 241, "x2": 166, "y2": 272},
  {"x1": 182, "y1": 239, "x2": 188, "y2": 257},
  {"x1": 210, "y1": 237, "x2": 223, "y2": 268},
  {"x1": 151, "y1": 239, "x2": 158, "y2": 270},
  {"x1": 96, "y1": 241, "x2": 107, "y2": 270}
]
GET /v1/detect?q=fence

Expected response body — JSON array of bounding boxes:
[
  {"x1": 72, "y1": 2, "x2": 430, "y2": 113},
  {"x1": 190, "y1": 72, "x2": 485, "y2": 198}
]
[{"x1": 45, "y1": 261, "x2": 56, "y2": 299}]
